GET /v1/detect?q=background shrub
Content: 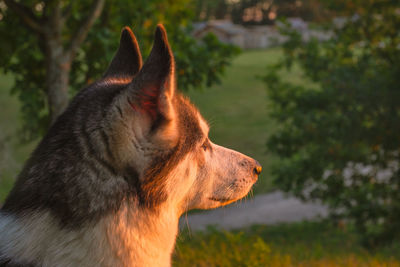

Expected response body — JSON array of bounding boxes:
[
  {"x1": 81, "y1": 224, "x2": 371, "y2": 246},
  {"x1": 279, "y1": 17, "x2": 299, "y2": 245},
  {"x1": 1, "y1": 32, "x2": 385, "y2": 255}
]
[{"x1": 264, "y1": 0, "x2": 400, "y2": 247}]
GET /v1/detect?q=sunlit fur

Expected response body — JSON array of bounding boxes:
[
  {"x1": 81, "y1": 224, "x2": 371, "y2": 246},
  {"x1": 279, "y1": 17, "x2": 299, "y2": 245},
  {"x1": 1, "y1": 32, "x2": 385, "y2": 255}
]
[{"x1": 0, "y1": 25, "x2": 261, "y2": 267}]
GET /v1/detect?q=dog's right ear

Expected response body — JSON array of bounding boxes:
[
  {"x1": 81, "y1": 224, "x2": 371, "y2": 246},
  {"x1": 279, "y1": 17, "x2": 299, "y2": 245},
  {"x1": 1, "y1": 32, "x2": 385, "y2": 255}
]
[{"x1": 103, "y1": 26, "x2": 142, "y2": 79}]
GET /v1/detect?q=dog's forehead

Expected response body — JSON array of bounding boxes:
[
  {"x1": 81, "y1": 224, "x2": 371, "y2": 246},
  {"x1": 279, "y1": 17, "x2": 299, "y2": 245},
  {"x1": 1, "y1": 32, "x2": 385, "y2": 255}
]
[
  {"x1": 198, "y1": 113, "x2": 209, "y2": 136},
  {"x1": 174, "y1": 94, "x2": 206, "y2": 142}
]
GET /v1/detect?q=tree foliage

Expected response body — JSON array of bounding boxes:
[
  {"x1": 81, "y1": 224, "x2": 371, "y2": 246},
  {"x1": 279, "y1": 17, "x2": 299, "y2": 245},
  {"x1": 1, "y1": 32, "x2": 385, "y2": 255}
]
[
  {"x1": 192, "y1": 0, "x2": 229, "y2": 21},
  {"x1": 264, "y1": 0, "x2": 400, "y2": 246},
  {"x1": 192, "y1": 0, "x2": 332, "y2": 25},
  {"x1": 0, "y1": 0, "x2": 239, "y2": 141}
]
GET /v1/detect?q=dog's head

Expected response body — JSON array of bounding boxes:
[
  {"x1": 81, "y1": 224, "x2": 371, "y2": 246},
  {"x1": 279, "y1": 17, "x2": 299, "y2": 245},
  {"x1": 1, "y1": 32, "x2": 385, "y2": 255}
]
[
  {"x1": 21, "y1": 25, "x2": 261, "y2": 218},
  {"x1": 89, "y1": 25, "x2": 262, "y2": 213}
]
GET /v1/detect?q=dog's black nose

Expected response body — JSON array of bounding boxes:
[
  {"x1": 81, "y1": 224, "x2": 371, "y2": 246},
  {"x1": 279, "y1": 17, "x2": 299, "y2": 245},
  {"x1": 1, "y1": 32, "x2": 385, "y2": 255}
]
[{"x1": 253, "y1": 161, "x2": 262, "y2": 175}]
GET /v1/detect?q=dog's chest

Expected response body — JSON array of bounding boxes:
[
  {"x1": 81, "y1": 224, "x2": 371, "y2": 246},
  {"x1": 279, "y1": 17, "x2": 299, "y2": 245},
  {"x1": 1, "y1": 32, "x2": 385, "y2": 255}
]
[{"x1": 0, "y1": 207, "x2": 178, "y2": 267}]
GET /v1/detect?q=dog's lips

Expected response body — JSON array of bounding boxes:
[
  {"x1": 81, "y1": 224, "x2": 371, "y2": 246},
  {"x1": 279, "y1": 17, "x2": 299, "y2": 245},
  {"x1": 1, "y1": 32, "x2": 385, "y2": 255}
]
[
  {"x1": 209, "y1": 197, "x2": 231, "y2": 202},
  {"x1": 209, "y1": 183, "x2": 255, "y2": 206},
  {"x1": 208, "y1": 196, "x2": 240, "y2": 206}
]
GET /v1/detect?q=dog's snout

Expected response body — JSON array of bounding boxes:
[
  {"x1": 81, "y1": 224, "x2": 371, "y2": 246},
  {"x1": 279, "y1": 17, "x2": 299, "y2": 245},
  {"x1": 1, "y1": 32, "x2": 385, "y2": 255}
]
[
  {"x1": 238, "y1": 159, "x2": 262, "y2": 177},
  {"x1": 253, "y1": 161, "x2": 262, "y2": 176}
]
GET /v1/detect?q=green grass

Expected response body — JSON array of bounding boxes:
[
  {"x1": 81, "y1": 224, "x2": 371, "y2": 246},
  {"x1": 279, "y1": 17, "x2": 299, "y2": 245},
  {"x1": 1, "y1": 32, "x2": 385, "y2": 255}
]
[{"x1": 173, "y1": 221, "x2": 400, "y2": 267}]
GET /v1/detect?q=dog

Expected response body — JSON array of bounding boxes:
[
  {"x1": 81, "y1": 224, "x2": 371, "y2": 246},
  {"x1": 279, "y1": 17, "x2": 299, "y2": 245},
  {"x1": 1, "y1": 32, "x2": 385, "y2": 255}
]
[{"x1": 0, "y1": 24, "x2": 262, "y2": 267}]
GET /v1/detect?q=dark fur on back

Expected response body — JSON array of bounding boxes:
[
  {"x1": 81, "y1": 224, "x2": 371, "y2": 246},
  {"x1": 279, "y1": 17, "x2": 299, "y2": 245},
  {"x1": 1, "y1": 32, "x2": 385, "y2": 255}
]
[{"x1": 2, "y1": 83, "x2": 131, "y2": 227}]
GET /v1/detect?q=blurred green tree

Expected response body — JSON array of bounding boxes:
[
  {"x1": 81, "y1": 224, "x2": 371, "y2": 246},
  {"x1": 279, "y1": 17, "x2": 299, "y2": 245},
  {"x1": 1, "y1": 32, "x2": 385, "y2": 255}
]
[
  {"x1": 264, "y1": 0, "x2": 400, "y2": 247},
  {"x1": 230, "y1": 0, "x2": 331, "y2": 25},
  {"x1": 192, "y1": 0, "x2": 332, "y2": 25},
  {"x1": 193, "y1": 0, "x2": 229, "y2": 21},
  {"x1": 0, "y1": 0, "x2": 239, "y2": 141}
]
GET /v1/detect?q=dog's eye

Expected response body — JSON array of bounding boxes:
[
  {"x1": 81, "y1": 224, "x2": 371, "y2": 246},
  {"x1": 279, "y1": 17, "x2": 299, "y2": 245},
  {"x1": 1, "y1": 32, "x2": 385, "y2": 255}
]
[{"x1": 201, "y1": 139, "x2": 210, "y2": 151}]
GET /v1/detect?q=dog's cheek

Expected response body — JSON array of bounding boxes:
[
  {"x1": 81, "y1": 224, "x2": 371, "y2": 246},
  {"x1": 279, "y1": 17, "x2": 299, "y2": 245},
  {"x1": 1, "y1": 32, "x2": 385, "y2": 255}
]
[
  {"x1": 178, "y1": 156, "x2": 208, "y2": 210},
  {"x1": 152, "y1": 119, "x2": 179, "y2": 148},
  {"x1": 194, "y1": 151, "x2": 215, "y2": 191},
  {"x1": 195, "y1": 148, "x2": 206, "y2": 167}
]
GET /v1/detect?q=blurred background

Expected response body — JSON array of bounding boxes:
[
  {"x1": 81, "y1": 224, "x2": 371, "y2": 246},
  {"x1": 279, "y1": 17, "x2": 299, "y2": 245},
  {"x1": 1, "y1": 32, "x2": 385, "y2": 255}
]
[{"x1": 1, "y1": 0, "x2": 400, "y2": 266}]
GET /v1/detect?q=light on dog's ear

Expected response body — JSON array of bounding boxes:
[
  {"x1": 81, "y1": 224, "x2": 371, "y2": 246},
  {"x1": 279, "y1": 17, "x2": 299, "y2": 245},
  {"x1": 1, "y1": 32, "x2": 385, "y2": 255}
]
[
  {"x1": 126, "y1": 24, "x2": 176, "y2": 123},
  {"x1": 141, "y1": 24, "x2": 175, "y2": 96},
  {"x1": 103, "y1": 26, "x2": 143, "y2": 79}
]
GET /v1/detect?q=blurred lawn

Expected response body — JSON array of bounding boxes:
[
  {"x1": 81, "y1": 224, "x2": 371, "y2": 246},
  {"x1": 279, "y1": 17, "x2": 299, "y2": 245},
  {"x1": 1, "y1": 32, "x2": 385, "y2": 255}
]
[
  {"x1": 0, "y1": 48, "x2": 306, "y2": 201},
  {"x1": 174, "y1": 221, "x2": 400, "y2": 267},
  {"x1": 0, "y1": 74, "x2": 36, "y2": 202}
]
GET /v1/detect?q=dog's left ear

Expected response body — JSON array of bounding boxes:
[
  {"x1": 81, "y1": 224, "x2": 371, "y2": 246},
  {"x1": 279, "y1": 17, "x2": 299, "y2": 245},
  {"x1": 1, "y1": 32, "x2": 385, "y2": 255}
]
[
  {"x1": 126, "y1": 24, "x2": 176, "y2": 125},
  {"x1": 103, "y1": 26, "x2": 142, "y2": 79}
]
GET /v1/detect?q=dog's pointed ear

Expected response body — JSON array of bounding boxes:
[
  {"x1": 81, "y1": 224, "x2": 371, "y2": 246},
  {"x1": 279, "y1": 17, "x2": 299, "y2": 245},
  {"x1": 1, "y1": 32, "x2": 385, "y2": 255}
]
[
  {"x1": 103, "y1": 27, "x2": 142, "y2": 78},
  {"x1": 127, "y1": 24, "x2": 175, "y2": 124}
]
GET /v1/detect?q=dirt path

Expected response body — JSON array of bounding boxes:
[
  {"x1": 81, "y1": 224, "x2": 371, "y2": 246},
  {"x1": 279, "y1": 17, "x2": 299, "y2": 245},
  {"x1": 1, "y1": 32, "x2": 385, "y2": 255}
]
[{"x1": 179, "y1": 191, "x2": 328, "y2": 231}]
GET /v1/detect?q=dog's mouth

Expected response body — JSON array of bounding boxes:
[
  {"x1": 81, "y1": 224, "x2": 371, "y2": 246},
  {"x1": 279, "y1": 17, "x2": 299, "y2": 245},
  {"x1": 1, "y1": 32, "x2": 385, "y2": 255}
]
[
  {"x1": 209, "y1": 185, "x2": 254, "y2": 206},
  {"x1": 208, "y1": 197, "x2": 238, "y2": 206},
  {"x1": 209, "y1": 197, "x2": 231, "y2": 202}
]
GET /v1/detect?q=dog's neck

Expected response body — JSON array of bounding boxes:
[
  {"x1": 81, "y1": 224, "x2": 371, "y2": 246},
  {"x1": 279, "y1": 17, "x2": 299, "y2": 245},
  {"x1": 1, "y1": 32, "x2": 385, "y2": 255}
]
[{"x1": 103, "y1": 201, "x2": 180, "y2": 267}]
